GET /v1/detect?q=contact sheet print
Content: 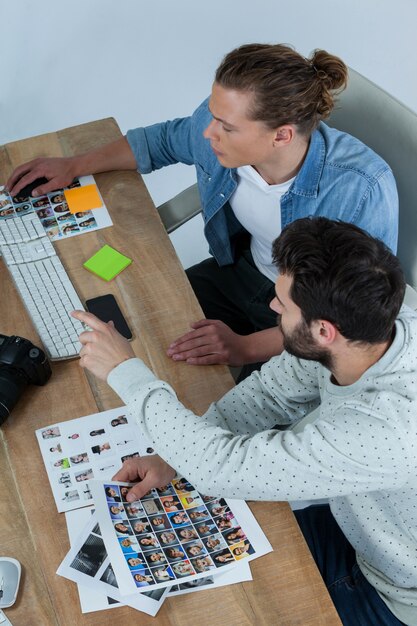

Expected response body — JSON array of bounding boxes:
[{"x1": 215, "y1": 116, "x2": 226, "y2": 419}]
[
  {"x1": 90, "y1": 479, "x2": 272, "y2": 594},
  {"x1": 64, "y1": 507, "x2": 252, "y2": 614},
  {"x1": 0, "y1": 175, "x2": 112, "y2": 240},
  {"x1": 35, "y1": 407, "x2": 153, "y2": 512}
]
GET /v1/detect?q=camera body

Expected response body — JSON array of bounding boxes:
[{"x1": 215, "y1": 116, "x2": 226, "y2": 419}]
[{"x1": 0, "y1": 334, "x2": 51, "y2": 424}]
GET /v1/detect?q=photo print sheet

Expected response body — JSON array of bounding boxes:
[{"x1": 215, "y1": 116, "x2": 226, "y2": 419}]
[
  {"x1": 35, "y1": 406, "x2": 155, "y2": 513},
  {"x1": 0, "y1": 174, "x2": 112, "y2": 241},
  {"x1": 65, "y1": 508, "x2": 252, "y2": 614},
  {"x1": 91, "y1": 479, "x2": 272, "y2": 595},
  {"x1": 66, "y1": 507, "x2": 252, "y2": 613},
  {"x1": 59, "y1": 508, "x2": 168, "y2": 616},
  {"x1": 167, "y1": 557, "x2": 252, "y2": 597}
]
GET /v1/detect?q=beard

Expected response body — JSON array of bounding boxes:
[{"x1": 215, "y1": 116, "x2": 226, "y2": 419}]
[{"x1": 277, "y1": 316, "x2": 333, "y2": 370}]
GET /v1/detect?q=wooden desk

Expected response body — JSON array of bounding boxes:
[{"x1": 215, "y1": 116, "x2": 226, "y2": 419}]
[{"x1": 0, "y1": 119, "x2": 341, "y2": 625}]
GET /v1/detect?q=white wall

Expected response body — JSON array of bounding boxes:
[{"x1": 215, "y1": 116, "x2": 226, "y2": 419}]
[{"x1": 2, "y1": 0, "x2": 416, "y2": 268}]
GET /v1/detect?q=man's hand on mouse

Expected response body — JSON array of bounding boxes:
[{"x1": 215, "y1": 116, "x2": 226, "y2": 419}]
[
  {"x1": 72, "y1": 310, "x2": 135, "y2": 380},
  {"x1": 6, "y1": 156, "x2": 77, "y2": 198}
]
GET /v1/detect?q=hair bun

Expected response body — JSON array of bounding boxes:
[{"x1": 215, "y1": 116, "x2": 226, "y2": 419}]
[{"x1": 310, "y1": 49, "x2": 348, "y2": 92}]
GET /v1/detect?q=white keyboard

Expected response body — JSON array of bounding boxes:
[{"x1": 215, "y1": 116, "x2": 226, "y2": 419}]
[{"x1": 0, "y1": 213, "x2": 86, "y2": 360}]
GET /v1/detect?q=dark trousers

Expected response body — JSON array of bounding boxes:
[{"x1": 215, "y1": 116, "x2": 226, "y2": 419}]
[
  {"x1": 186, "y1": 251, "x2": 276, "y2": 380},
  {"x1": 294, "y1": 505, "x2": 406, "y2": 626}
]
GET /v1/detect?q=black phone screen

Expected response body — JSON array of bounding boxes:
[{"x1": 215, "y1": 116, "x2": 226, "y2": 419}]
[{"x1": 85, "y1": 294, "x2": 133, "y2": 340}]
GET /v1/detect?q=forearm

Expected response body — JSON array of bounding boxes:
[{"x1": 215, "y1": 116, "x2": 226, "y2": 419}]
[
  {"x1": 108, "y1": 359, "x2": 271, "y2": 497},
  {"x1": 71, "y1": 136, "x2": 137, "y2": 177},
  {"x1": 107, "y1": 356, "x2": 322, "y2": 499},
  {"x1": 109, "y1": 360, "x2": 407, "y2": 502},
  {"x1": 242, "y1": 327, "x2": 284, "y2": 364}
]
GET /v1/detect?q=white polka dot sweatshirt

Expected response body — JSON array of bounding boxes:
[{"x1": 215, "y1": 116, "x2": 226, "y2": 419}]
[{"x1": 108, "y1": 307, "x2": 417, "y2": 625}]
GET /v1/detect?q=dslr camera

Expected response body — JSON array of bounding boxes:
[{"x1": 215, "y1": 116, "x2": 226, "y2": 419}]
[{"x1": 0, "y1": 334, "x2": 51, "y2": 425}]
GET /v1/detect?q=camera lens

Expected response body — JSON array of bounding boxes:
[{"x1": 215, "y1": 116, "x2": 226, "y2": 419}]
[{"x1": 0, "y1": 368, "x2": 28, "y2": 426}]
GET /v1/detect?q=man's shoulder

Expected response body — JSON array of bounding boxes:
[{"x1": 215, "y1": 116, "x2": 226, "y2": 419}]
[
  {"x1": 190, "y1": 97, "x2": 230, "y2": 177},
  {"x1": 399, "y1": 305, "x2": 417, "y2": 336},
  {"x1": 384, "y1": 307, "x2": 417, "y2": 378},
  {"x1": 190, "y1": 97, "x2": 211, "y2": 133},
  {"x1": 192, "y1": 96, "x2": 210, "y2": 115},
  {"x1": 318, "y1": 122, "x2": 391, "y2": 181}
]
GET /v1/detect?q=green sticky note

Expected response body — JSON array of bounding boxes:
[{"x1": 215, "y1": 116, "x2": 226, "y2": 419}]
[{"x1": 83, "y1": 245, "x2": 132, "y2": 281}]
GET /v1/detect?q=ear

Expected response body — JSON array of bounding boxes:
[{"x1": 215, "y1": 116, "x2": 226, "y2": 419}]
[
  {"x1": 311, "y1": 319, "x2": 338, "y2": 346},
  {"x1": 273, "y1": 125, "x2": 295, "y2": 146}
]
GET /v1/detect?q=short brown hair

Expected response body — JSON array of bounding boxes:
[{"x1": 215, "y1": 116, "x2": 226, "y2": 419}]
[
  {"x1": 272, "y1": 217, "x2": 405, "y2": 343},
  {"x1": 215, "y1": 43, "x2": 348, "y2": 135}
]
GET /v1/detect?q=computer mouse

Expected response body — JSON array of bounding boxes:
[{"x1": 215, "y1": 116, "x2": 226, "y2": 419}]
[
  {"x1": 13, "y1": 177, "x2": 49, "y2": 203},
  {"x1": 0, "y1": 557, "x2": 21, "y2": 608}
]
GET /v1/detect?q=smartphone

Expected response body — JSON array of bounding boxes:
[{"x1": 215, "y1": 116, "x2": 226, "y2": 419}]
[{"x1": 85, "y1": 294, "x2": 133, "y2": 340}]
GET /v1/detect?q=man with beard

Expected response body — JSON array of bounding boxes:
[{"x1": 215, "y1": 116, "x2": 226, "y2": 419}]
[{"x1": 73, "y1": 217, "x2": 416, "y2": 626}]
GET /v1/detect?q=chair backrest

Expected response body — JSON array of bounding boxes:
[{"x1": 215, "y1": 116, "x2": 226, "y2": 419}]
[
  {"x1": 157, "y1": 184, "x2": 201, "y2": 234},
  {"x1": 327, "y1": 68, "x2": 417, "y2": 289}
]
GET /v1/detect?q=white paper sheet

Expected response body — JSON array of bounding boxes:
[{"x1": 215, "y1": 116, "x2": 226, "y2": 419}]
[
  {"x1": 0, "y1": 175, "x2": 112, "y2": 241},
  {"x1": 35, "y1": 406, "x2": 153, "y2": 512}
]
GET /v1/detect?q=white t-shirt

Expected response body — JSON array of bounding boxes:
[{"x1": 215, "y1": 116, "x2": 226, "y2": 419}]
[{"x1": 229, "y1": 165, "x2": 294, "y2": 282}]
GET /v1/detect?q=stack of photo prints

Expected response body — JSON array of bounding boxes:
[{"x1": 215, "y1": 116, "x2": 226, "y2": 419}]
[
  {"x1": 36, "y1": 407, "x2": 272, "y2": 616},
  {"x1": 0, "y1": 175, "x2": 112, "y2": 241}
]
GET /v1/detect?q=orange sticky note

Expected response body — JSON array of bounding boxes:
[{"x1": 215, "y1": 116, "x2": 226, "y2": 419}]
[{"x1": 64, "y1": 184, "x2": 103, "y2": 214}]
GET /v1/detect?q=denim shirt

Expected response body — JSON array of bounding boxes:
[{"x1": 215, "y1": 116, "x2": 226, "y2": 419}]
[{"x1": 127, "y1": 97, "x2": 398, "y2": 264}]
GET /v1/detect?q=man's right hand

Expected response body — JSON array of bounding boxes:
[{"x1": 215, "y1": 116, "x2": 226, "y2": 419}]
[
  {"x1": 113, "y1": 455, "x2": 176, "y2": 501},
  {"x1": 6, "y1": 137, "x2": 137, "y2": 198},
  {"x1": 6, "y1": 156, "x2": 76, "y2": 198}
]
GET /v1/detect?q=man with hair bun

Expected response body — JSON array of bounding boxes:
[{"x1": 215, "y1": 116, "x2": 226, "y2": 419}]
[{"x1": 7, "y1": 44, "x2": 398, "y2": 378}]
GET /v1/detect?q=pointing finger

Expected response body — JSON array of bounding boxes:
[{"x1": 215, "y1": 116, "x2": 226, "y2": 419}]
[{"x1": 71, "y1": 310, "x2": 109, "y2": 330}]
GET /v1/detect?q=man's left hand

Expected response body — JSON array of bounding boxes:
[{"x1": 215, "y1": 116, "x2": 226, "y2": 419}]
[
  {"x1": 166, "y1": 319, "x2": 250, "y2": 366},
  {"x1": 72, "y1": 310, "x2": 135, "y2": 380}
]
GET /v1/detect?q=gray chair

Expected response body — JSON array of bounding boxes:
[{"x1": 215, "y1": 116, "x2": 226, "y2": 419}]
[
  {"x1": 157, "y1": 68, "x2": 417, "y2": 295},
  {"x1": 157, "y1": 183, "x2": 201, "y2": 234},
  {"x1": 327, "y1": 68, "x2": 417, "y2": 291}
]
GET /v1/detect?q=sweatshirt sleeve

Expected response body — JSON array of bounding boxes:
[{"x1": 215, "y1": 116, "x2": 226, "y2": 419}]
[
  {"x1": 107, "y1": 355, "x2": 331, "y2": 500},
  {"x1": 108, "y1": 352, "x2": 412, "y2": 502}
]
